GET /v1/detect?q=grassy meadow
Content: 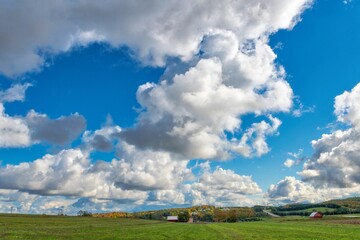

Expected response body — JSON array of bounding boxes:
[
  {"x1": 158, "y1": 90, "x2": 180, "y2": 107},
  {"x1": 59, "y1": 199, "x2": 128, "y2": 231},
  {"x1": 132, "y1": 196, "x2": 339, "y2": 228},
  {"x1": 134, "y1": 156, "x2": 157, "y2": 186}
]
[{"x1": 0, "y1": 214, "x2": 359, "y2": 239}]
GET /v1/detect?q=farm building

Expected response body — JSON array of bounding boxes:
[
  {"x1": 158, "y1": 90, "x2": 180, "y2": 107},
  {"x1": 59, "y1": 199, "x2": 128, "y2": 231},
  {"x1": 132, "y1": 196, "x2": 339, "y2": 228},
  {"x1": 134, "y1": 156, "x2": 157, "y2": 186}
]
[
  {"x1": 166, "y1": 216, "x2": 178, "y2": 222},
  {"x1": 309, "y1": 212, "x2": 323, "y2": 218}
]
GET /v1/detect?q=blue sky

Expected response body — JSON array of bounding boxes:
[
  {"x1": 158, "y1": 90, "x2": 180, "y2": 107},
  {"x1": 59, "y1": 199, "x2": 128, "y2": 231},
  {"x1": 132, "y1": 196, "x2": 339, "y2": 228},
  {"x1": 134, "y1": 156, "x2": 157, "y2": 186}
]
[{"x1": 0, "y1": 0, "x2": 360, "y2": 214}]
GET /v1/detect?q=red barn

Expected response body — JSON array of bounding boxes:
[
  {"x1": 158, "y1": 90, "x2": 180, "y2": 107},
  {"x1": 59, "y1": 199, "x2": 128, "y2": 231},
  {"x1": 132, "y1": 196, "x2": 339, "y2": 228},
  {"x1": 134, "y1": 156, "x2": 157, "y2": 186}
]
[{"x1": 309, "y1": 212, "x2": 323, "y2": 218}]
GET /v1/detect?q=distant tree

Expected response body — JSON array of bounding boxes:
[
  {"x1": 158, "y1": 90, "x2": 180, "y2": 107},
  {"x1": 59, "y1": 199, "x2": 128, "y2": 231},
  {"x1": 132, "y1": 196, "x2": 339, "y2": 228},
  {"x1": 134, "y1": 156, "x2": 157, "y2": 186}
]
[
  {"x1": 213, "y1": 208, "x2": 227, "y2": 222},
  {"x1": 227, "y1": 209, "x2": 238, "y2": 222},
  {"x1": 198, "y1": 213, "x2": 213, "y2": 222},
  {"x1": 335, "y1": 207, "x2": 350, "y2": 214},
  {"x1": 77, "y1": 210, "x2": 92, "y2": 217},
  {"x1": 237, "y1": 208, "x2": 255, "y2": 220},
  {"x1": 253, "y1": 206, "x2": 265, "y2": 213},
  {"x1": 178, "y1": 211, "x2": 190, "y2": 222},
  {"x1": 57, "y1": 209, "x2": 64, "y2": 216}
]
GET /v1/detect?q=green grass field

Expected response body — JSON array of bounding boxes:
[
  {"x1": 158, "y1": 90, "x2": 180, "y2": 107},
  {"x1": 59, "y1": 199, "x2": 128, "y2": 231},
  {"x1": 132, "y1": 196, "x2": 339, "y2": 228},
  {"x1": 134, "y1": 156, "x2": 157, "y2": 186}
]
[{"x1": 0, "y1": 214, "x2": 359, "y2": 239}]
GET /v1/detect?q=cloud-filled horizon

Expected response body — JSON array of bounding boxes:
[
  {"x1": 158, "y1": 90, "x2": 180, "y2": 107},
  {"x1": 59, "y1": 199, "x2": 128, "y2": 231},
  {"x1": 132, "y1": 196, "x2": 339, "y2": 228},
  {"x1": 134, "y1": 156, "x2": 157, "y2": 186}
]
[{"x1": 0, "y1": 0, "x2": 359, "y2": 214}]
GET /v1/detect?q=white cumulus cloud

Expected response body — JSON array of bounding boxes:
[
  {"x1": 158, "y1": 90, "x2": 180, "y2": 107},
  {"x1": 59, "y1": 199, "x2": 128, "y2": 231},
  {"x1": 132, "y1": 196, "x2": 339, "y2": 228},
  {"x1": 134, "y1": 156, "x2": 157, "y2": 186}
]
[
  {"x1": 267, "y1": 176, "x2": 360, "y2": 204},
  {"x1": 268, "y1": 83, "x2": 360, "y2": 204},
  {"x1": 0, "y1": 0, "x2": 313, "y2": 161},
  {"x1": 0, "y1": 0, "x2": 312, "y2": 77},
  {"x1": 185, "y1": 166, "x2": 262, "y2": 206},
  {"x1": 0, "y1": 85, "x2": 86, "y2": 147},
  {"x1": 299, "y1": 83, "x2": 360, "y2": 189},
  {"x1": 0, "y1": 135, "x2": 264, "y2": 211},
  {"x1": 0, "y1": 0, "x2": 316, "y2": 212}
]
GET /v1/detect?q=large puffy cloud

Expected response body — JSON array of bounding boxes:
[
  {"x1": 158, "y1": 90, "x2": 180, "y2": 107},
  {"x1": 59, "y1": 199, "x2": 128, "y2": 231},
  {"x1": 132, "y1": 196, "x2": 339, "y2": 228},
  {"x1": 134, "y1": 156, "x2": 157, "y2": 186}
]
[
  {"x1": 0, "y1": 148, "x2": 148, "y2": 201},
  {"x1": 0, "y1": 0, "x2": 314, "y2": 212},
  {"x1": 194, "y1": 168, "x2": 261, "y2": 195},
  {"x1": 184, "y1": 165, "x2": 262, "y2": 206},
  {"x1": 0, "y1": 105, "x2": 86, "y2": 147},
  {"x1": 267, "y1": 176, "x2": 360, "y2": 204},
  {"x1": 0, "y1": 0, "x2": 313, "y2": 160},
  {"x1": 299, "y1": 83, "x2": 360, "y2": 189},
  {"x1": 299, "y1": 128, "x2": 360, "y2": 188},
  {"x1": 268, "y1": 83, "x2": 360, "y2": 204},
  {"x1": 267, "y1": 177, "x2": 320, "y2": 203},
  {"x1": 0, "y1": 136, "x2": 263, "y2": 211},
  {"x1": 26, "y1": 110, "x2": 86, "y2": 146},
  {"x1": 113, "y1": 142, "x2": 193, "y2": 191},
  {"x1": 0, "y1": 0, "x2": 311, "y2": 77},
  {"x1": 0, "y1": 84, "x2": 86, "y2": 147},
  {"x1": 147, "y1": 190, "x2": 186, "y2": 206},
  {"x1": 116, "y1": 1, "x2": 299, "y2": 159},
  {"x1": 122, "y1": 54, "x2": 288, "y2": 159},
  {"x1": 0, "y1": 189, "x2": 40, "y2": 213},
  {"x1": 0, "y1": 138, "x2": 193, "y2": 201},
  {"x1": 0, "y1": 190, "x2": 134, "y2": 214},
  {"x1": 0, "y1": 149, "x2": 97, "y2": 196}
]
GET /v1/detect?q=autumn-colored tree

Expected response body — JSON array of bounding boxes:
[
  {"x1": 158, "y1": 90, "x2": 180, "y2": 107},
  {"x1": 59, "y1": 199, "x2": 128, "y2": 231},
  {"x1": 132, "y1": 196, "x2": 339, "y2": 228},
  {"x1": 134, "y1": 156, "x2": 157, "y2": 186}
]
[
  {"x1": 237, "y1": 207, "x2": 255, "y2": 220},
  {"x1": 227, "y1": 209, "x2": 238, "y2": 222},
  {"x1": 178, "y1": 211, "x2": 190, "y2": 222},
  {"x1": 213, "y1": 208, "x2": 227, "y2": 222}
]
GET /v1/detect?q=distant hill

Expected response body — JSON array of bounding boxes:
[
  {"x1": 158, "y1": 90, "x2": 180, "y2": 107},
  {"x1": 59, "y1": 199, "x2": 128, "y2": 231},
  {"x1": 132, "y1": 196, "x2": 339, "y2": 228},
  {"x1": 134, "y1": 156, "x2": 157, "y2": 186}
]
[
  {"x1": 269, "y1": 197, "x2": 360, "y2": 216},
  {"x1": 93, "y1": 205, "x2": 216, "y2": 221},
  {"x1": 92, "y1": 197, "x2": 360, "y2": 220},
  {"x1": 93, "y1": 205, "x2": 263, "y2": 222},
  {"x1": 323, "y1": 197, "x2": 360, "y2": 209}
]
